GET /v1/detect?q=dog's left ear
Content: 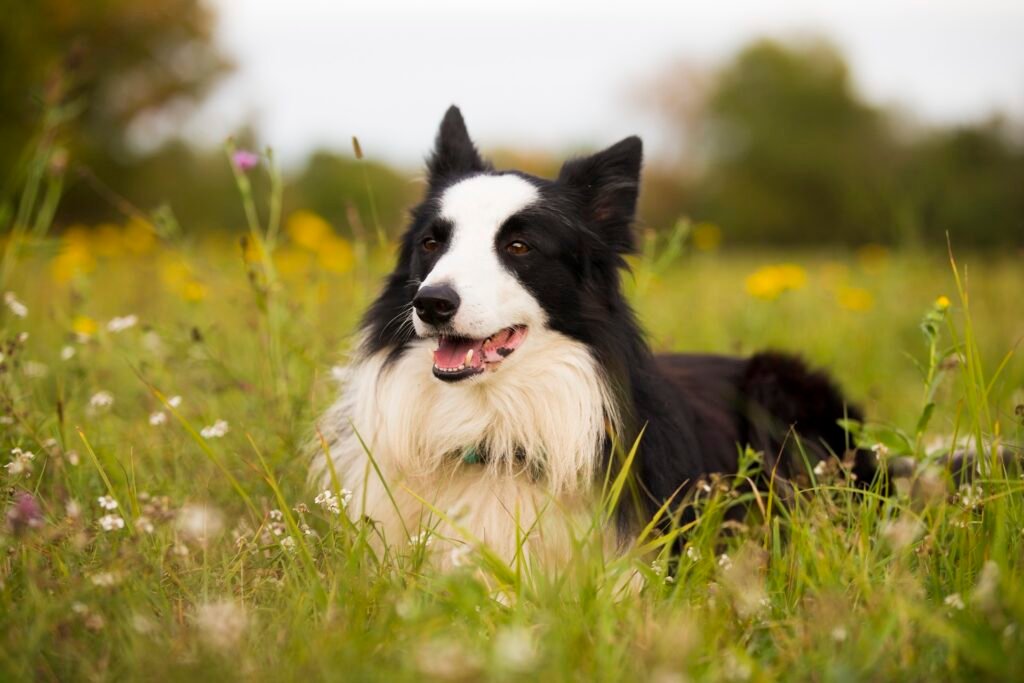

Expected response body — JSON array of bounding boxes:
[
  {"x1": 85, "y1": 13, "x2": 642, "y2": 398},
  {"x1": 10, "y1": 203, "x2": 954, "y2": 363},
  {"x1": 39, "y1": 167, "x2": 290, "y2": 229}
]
[
  {"x1": 427, "y1": 105, "x2": 487, "y2": 187},
  {"x1": 558, "y1": 136, "x2": 642, "y2": 253}
]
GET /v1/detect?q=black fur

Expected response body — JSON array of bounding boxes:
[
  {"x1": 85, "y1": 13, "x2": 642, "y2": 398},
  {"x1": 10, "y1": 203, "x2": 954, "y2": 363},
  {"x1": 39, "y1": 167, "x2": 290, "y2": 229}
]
[{"x1": 361, "y1": 106, "x2": 873, "y2": 530}]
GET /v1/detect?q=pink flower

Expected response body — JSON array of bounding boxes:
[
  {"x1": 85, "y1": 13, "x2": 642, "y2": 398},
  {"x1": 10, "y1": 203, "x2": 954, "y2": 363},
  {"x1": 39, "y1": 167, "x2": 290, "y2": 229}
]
[
  {"x1": 6, "y1": 491, "x2": 43, "y2": 535},
  {"x1": 232, "y1": 150, "x2": 260, "y2": 172}
]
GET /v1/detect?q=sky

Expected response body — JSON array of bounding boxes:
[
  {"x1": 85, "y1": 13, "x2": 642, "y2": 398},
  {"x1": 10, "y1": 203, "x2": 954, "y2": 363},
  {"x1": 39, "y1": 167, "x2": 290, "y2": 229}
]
[{"x1": 186, "y1": 0, "x2": 1024, "y2": 168}]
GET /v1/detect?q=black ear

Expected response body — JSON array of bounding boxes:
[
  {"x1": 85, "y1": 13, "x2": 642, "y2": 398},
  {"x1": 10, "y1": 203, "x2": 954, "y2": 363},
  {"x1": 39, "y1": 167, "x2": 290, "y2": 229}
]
[
  {"x1": 558, "y1": 136, "x2": 643, "y2": 253},
  {"x1": 426, "y1": 105, "x2": 487, "y2": 185}
]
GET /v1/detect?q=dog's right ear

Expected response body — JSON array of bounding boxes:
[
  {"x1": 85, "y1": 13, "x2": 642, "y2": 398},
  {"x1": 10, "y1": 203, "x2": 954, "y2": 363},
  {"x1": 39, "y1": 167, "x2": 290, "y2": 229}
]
[{"x1": 426, "y1": 105, "x2": 487, "y2": 186}]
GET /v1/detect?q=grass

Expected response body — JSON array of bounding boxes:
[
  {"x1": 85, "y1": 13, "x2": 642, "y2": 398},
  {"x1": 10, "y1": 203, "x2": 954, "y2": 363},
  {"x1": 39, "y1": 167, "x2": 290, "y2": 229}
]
[{"x1": 1, "y1": 163, "x2": 1024, "y2": 681}]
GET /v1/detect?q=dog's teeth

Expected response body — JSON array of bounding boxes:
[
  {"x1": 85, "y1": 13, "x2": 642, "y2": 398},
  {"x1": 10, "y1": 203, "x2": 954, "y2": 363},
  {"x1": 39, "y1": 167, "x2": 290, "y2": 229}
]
[{"x1": 465, "y1": 349, "x2": 474, "y2": 364}]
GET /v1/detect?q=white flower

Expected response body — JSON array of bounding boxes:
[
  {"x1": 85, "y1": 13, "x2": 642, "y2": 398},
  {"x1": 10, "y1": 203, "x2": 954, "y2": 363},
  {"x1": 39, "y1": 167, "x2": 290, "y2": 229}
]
[
  {"x1": 98, "y1": 514, "x2": 125, "y2": 531},
  {"x1": 410, "y1": 530, "x2": 432, "y2": 547},
  {"x1": 194, "y1": 600, "x2": 248, "y2": 651},
  {"x1": 269, "y1": 509, "x2": 284, "y2": 522},
  {"x1": 97, "y1": 495, "x2": 118, "y2": 510},
  {"x1": 280, "y1": 536, "x2": 296, "y2": 551},
  {"x1": 813, "y1": 460, "x2": 828, "y2": 477},
  {"x1": 314, "y1": 488, "x2": 352, "y2": 514},
  {"x1": 60, "y1": 345, "x2": 76, "y2": 361},
  {"x1": 66, "y1": 500, "x2": 82, "y2": 519},
  {"x1": 149, "y1": 411, "x2": 167, "y2": 426},
  {"x1": 23, "y1": 361, "x2": 48, "y2": 378},
  {"x1": 944, "y1": 593, "x2": 965, "y2": 610},
  {"x1": 90, "y1": 571, "x2": 123, "y2": 587},
  {"x1": 5, "y1": 448, "x2": 35, "y2": 476},
  {"x1": 830, "y1": 626, "x2": 848, "y2": 643},
  {"x1": 176, "y1": 503, "x2": 224, "y2": 546},
  {"x1": 167, "y1": 395, "x2": 182, "y2": 408},
  {"x1": 718, "y1": 553, "x2": 733, "y2": 570},
  {"x1": 4, "y1": 292, "x2": 27, "y2": 317},
  {"x1": 686, "y1": 546, "x2": 701, "y2": 563},
  {"x1": 200, "y1": 419, "x2": 229, "y2": 439},
  {"x1": 106, "y1": 314, "x2": 138, "y2": 332},
  {"x1": 89, "y1": 391, "x2": 114, "y2": 409}
]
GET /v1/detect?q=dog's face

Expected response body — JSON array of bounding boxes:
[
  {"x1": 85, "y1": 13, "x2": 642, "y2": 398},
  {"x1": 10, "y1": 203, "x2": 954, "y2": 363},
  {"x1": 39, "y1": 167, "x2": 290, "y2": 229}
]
[{"x1": 363, "y1": 106, "x2": 642, "y2": 383}]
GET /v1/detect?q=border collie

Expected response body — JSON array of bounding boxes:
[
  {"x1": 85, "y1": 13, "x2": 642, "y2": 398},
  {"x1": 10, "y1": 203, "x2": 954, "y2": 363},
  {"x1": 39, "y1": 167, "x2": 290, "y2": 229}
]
[{"x1": 311, "y1": 106, "x2": 874, "y2": 565}]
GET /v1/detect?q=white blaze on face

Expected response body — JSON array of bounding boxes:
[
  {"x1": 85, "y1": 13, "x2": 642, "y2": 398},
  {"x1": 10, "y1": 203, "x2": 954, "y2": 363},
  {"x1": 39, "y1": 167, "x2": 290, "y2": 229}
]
[{"x1": 415, "y1": 174, "x2": 546, "y2": 339}]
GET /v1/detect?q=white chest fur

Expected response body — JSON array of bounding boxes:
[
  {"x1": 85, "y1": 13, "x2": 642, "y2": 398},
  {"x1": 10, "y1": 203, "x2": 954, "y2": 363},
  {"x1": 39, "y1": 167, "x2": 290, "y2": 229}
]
[{"x1": 311, "y1": 330, "x2": 618, "y2": 566}]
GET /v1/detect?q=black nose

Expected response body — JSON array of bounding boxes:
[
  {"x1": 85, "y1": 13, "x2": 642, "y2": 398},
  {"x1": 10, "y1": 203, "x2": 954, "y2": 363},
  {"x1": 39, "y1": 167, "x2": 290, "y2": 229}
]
[{"x1": 413, "y1": 285, "x2": 460, "y2": 326}]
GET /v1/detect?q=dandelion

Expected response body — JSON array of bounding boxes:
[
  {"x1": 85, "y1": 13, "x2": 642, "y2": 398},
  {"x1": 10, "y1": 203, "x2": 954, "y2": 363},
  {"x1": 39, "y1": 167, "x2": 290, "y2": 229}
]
[
  {"x1": 744, "y1": 264, "x2": 807, "y2": 301},
  {"x1": 4, "y1": 292, "x2": 27, "y2": 317},
  {"x1": 231, "y1": 149, "x2": 260, "y2": 172},
  {"x1": 944, "y1": 593, "x2": 965, "y2": 610},
  {"x1": 200, "y1": 419, "x2": 229, "y2": 439},
  {"x1": 5, "y1": 448, "x2": 35, "y2": 477},
  {"x1": 935, "y1": 295, "x2": 951, "y2": 311},
  {"x1": 149, "y1": 411, "x2": 167, "y2": 426},
  {"x1": 176, "y1": 503, "x2": 224, "y2": 546},
  {"x1": 286, "y1": 210, "x2": 332, "y2": 250},
  {"x1": 60, "y1": 345, "x2": 76, "y2": 360},
  {"x1": 89, "y1": 391, "x2": 114, "y2": 410},
  {"x1": 72, "y1": 315, "x2": 98, "y2": 339},
  {"x1": 98, "y1": 514, "x2": 125, "y2": 531},
  {"x1": 98, "y1": 495, "x2": 118, "y2": 510},
  {"x1": 106, "y1": 314, "x2": 138, "y2": 333}
]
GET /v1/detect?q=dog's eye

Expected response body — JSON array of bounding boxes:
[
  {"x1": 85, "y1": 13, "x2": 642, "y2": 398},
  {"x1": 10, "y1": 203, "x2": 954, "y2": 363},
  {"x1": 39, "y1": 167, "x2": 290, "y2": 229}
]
[
  {"x1": 506, "y1": 241, "x2": 530, "y2": 256},
  {"x1": 422, "y1": 237, "x2": 440, "y2": 253}
]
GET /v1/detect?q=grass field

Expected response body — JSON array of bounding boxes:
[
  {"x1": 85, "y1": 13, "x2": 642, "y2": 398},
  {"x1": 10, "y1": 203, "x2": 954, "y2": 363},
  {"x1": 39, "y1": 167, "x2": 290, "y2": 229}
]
[{"x1": 2, "y1": 200, "x2": 1024, "y2": 680}]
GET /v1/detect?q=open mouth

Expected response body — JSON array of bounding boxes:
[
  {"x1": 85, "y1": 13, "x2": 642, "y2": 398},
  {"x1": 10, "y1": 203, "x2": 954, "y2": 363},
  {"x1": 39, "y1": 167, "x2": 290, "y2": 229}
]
[{"x1": 432, "y1": 326, "x2": 529, "y2": 382}]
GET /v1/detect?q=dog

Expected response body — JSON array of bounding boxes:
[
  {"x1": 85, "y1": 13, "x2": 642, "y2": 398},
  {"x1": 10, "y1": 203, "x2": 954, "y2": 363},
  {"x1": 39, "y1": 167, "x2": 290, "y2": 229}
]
[{"x1": 311, "y1": 106, "x2": 877, "y2": 566}]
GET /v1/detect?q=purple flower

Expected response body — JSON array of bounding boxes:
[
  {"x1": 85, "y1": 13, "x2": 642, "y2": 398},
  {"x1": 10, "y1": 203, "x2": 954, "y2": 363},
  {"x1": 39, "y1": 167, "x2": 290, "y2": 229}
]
[
  {"x1": 6, "y1": 491, "x2": 43, "y2": 535},
  {"x1": 232, "y1": 150, "x2": 260, "y2": 172}
]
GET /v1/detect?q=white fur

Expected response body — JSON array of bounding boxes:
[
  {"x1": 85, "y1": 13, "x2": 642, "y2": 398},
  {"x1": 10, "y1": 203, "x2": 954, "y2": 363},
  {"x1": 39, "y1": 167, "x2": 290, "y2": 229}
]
[
  {"x1": 312, "y1": 329, "x2": 620, "y2": 567},
  {"x1": 414, "y1": 174, "x2": 544, "y2": 340}
]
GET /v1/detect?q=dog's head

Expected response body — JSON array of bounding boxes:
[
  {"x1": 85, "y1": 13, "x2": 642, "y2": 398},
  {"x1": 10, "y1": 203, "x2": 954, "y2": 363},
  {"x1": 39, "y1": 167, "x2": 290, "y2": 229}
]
[{"x1": 363, "y1": 106, "x2": 642, "y2": 383}]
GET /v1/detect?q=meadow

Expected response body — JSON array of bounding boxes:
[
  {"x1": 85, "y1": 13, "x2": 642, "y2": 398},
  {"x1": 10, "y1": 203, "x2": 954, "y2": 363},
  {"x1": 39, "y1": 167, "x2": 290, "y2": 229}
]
[{"x1": 2, "y1": 172, "x2": 1024, "y2": 681}]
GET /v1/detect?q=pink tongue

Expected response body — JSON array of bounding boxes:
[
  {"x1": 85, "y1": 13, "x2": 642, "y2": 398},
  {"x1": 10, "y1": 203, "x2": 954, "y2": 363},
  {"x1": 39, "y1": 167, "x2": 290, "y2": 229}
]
[{"x1": 434, "y1": 337, "x2": 485, "y2": 370}]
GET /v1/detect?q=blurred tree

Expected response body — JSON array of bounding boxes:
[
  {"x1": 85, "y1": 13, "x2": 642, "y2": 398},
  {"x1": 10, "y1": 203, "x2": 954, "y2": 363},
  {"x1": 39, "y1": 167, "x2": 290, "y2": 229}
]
[{"x1": 1, "y1": 0, "x2": 230, "y2": 215}]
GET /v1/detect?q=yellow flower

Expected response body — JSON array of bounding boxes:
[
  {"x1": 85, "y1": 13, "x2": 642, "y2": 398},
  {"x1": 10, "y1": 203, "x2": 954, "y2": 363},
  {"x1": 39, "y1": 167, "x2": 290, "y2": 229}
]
[
  {"x1": 935, "y1": 295, "x2": 951, "y2": 311},
  {"x1": 241, "y1": 236, "x2": 265, "y2": 264},
  {"x1": 837, "y1": 286, "x2": 874, "y2": 312},
  {"x1": 744, "y1": 264, "x2": 807, "y2": 300},
  {"x1": 50, "y1": 245, "x2": 96, "y2": 283},
  {"x1": 72, "y1": 315, "x2": 98, "y2": 337},
  {"x1": 92, "y1": 223, "x2": 125, "y2": 258},
  {"x1": 691, "y1": 222, "x2": 722, "y2": 252},
  {"x1": 286, "y1": 211, "x2": 332, "y2": 251},
  {"x1": 318, "y1": 236, "x2": 354, "y2": 274},
  {"x1": 160, "y1": 257, "x2": 192, "y2": 289},
  {"x1": 182, "y1": 281, "x2": 208, "y2": 302},
  {"x1": 123, "y1": 217, "x2": 157, "y2": 254},
  {"x1": 273, "y1": 247, "x2": 313, "y2": 278}
]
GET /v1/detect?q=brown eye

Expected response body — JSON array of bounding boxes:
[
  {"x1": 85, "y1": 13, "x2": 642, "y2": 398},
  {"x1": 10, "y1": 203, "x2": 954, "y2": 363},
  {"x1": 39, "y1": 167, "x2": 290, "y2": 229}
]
[
  {"x1": 506, "y1": 241, "x2": 530, "y2": 256},
  {"x1": 422, "y1": 237, "x2": 440, "y2": 252}
]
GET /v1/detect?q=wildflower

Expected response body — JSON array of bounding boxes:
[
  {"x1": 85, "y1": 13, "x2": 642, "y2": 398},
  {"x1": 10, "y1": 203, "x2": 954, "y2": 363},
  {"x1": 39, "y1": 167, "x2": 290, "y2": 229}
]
[
  {"x1": 5, "y1": 448, "x2": 35, "y2": 477},
  {"x1": 89, "y1": 391, "x2": 114, "y2": 410},
  {"x1": 106, "y1": 314, "x2": 138, "y2": 333},
  {"x1": 4, "y1": 292, "x2": 27, "y2": 317},
  {"x1": 176, "y1": 503, "x2": 224, "y2": 546},
  {"x1": 98, "y1": 495, "x2": 118, "y2": 510},
  {"x1": 66, "y1": 500, "x2": 82, "y2": 519},
  {"x1": 830, "y1": 626, "x2": 848, "y2": 643},
  {"x1": 813, "y1": 460, "x2": 828, "y2": 478},
  {"x1": 314, "y1": 488, "x2": 352, "y2": 514},
  {"x1": 318, "y1": 236, "x2": 354, "y2": 274},
  {"x1": 410, "y1": 530, "x2": 433, "y2": 547},
  {"x1": 232, "y1": 150, "x2": 260, "y2": 172},
  {"x1": 935, "y1": 295, "x2": 951, "y2": 311},
  {"x1": 280, "y1": 536, "x2": 296, "y2": 552},
  {"x1": 23, "y1": 361, "x2": 48, "y2": 378},
  {"x1": 66, "y1": 450, "x2": 80, "y2": 466},
  {"x1": 195, "y1": 600, "x2": 249, "y2": 651},
  {"x1": 744, "y1": 264, "x2": 807, "y2": 301},
  {"x1": 167, "y1": 395, "x2": 182, "y2": 408},
  {"x1": 60, "y1": 345, "x2": 76, "y2": 360},
  {"x1": 200, "y1": 419, "x2": 229, "y2": 439},
  {"x1": 6, "y1": 491, "x2": 43, "y2": 534},
  {"x1": 72, "y1": 315, "x2": 98, "y2": 339},
  {"x1": 836, "y1": 286, "x2": 874, "y2": 312},
  {"x1": 286, "y1": 210, "x2": 332, "y2": 250},
  {"x1": 717, "y1": 554, "x2": 733, "y2": 570},
  {"x1": 944, "y1": 593, "x2": 965, "y2": 610},
  {"x1": 135, "y1": 516, "x2": 155, "y2": 534},
  {"x1": 98, "y1": 514, "x2": 125, "y2": 531},
  {"x1": 493, "y1": 626, "x2": 539, "y2": 672},
  {"x1": 149, "y1": 411, "x2": 167, "y2": 426},
  {"x1": 686, "y1": 545, "x2": 701, "y2": 563},
  {"x1": 91, "y1": 571, "x2": 123, "y2": 587},
  {"x1": 269, "y1": 509, "x2": 284, "y2": 522}
]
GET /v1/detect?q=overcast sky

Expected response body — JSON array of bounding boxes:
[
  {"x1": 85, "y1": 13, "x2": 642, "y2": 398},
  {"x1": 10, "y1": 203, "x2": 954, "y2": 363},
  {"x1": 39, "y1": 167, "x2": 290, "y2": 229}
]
[{"x1": 188, "y1": 0, "x2": 1024, "y2": 168}]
